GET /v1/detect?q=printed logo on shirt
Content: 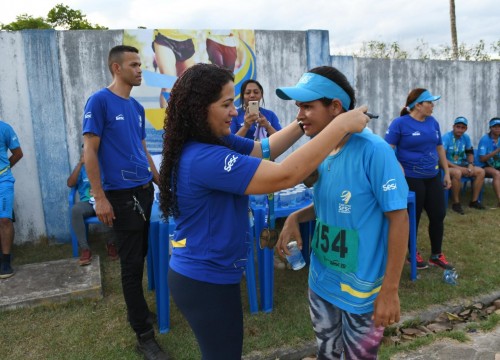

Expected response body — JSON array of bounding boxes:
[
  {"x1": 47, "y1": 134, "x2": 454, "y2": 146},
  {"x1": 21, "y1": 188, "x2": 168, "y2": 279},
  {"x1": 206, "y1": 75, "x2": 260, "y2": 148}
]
[
  {"x1": 412, "y1": 131, "x2": 421, "y2": 136},
  {"x1": 338, "y1": 190, "x2": 352, "y2": 214},
  {"x1": 84, "y1": 112, "x2": 92, "y2": 119},
  {"x1": 12, "y1": 136, "x2": 17, "y2": 141},
  {"x1": 436, "y1": 130, "x2": 439, "y2": 139},
  {"x1": 382, "y1": 179, "x2": 397, "y2": 191},
  {"x1": 116, "y1": 114, "x2": 125, "y2": 121},
  {"x1": 138, "y1": 115, "x2": 142, "y2": 127},
  {"x1": 224, "y1": 154, "x2": 238, "y2": 172}
]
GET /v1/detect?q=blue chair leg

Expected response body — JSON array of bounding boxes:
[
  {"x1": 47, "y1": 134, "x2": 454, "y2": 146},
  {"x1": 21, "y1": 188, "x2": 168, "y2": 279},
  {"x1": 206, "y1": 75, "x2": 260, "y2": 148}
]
[
  {"x1": 245, "y1": 240, "x2": 259, "y2": 314},
  {"x1": 156, "y1": 221, "x2": 170, "y2": 334}
]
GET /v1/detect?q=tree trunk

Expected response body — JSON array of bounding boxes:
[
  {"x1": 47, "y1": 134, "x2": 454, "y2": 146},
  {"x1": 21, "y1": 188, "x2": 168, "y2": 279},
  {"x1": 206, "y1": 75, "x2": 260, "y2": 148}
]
[{"x1": 449, "y1": 0, "x2": 458, "y2": 59}]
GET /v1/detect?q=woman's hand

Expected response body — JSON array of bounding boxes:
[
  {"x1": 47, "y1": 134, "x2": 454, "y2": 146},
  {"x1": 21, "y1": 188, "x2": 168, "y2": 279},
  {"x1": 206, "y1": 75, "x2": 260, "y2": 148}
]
[
  {"x1": 243, "y1": 112, "x2": 259, "y2": 128},
  {"x1": 333, "y1": 105, "x2": 370, "y2": 134},
  {"x1": 276, "y1": 213, "x2": 302, "y2": 257}
]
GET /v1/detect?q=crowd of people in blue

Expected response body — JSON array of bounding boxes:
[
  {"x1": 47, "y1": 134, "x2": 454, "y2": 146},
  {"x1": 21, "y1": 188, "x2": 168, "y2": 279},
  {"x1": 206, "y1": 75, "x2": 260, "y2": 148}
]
[{"x1": 1, "y1": 44, "x2": 499, "y2": 360}]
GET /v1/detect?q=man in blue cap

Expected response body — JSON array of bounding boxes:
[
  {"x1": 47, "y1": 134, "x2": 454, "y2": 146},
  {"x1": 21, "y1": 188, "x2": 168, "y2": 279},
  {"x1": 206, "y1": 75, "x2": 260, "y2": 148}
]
[{"x1": 442, "y1": 116, "x2": 485, "y2": 214}]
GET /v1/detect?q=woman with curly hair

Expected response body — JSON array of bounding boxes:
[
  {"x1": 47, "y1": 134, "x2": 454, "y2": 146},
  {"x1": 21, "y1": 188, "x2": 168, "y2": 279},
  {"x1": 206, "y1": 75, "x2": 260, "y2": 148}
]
[{"x1": 159, "y1": 63, "x2": 369, "y2": 359}]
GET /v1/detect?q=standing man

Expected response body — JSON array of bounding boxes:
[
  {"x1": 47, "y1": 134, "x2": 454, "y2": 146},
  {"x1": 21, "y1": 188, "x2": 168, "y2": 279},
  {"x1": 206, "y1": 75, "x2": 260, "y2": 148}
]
[
  {"x1": 83, "y1": 45, "x2": 166, "y2": 360},
  {"x1": 0, "y1": 120, "x2": 23, "y2": 279},
  {"x1": 442, "y1": 116, "x2": 485, "y2": 214}
]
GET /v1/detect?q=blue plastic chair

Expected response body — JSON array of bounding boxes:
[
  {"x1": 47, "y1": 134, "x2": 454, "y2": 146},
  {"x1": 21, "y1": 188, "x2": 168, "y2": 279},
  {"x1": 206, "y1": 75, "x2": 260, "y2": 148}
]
[{"x1": 68, "y1": 187, "x2": 101, "y2": 258}]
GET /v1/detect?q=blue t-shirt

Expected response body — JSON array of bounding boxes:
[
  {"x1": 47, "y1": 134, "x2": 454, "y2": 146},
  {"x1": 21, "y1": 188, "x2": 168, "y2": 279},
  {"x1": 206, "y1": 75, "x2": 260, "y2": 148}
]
[
  {"x1": 77, "y1": 165, "x2": 91, "y2": 202},
  {"x1": 82, "y1": 88, "x2": 152, "y2": 190},
  {"x1": 309, "y1": 129, "x2": 408, "y2": 314},
  {"x1": 385, "y1": 114, "x2": 443, "y2": 179},
  {"x1": 230, "y1": 107, "x2": 281, "y2": 139},
  {"x1": 0, "y1": 121, "x2": 21, "y2": 182},
  {"x1": 477, "y1": 133, "x2": 500, "y2": 168},
  {"x1": 442, "y1": 131, "x2": 472, "y2": 166},
  {"x1": 169, "y1": 134, "x2": 261, "y2": 284}
]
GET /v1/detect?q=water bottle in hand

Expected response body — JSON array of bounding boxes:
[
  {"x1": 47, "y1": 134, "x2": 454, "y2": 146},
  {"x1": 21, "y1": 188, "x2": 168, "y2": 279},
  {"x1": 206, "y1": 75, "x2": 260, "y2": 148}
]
[{"x1": 443, "y1": 269, "x2": 458, "y2": 285}]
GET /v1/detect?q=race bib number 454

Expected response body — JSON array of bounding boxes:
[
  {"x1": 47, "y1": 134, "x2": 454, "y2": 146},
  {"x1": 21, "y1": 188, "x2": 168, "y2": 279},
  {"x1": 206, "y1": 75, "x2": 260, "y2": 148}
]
[{"x1": 312, "y1": 220, "x2": 359, "y2": 273}]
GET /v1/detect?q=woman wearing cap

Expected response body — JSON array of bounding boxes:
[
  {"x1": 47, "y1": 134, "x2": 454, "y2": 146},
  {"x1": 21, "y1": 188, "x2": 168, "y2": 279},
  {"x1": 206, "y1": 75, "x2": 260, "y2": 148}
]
[
  {"x1": 477, "y1": 117, "x2": 500, "y2": 207},
  {"x1": 230, "y1": 79, "x2": 282, "y2": 140},
  {"x1": 276, "y1": 66, "x2": 409, "y2": 359},
  {"x1": 159, "y1": 63, "x2": 369, "y2": 359},
  {"x1": 385, "y1": 88, "x2": 454, "y2": 271}
]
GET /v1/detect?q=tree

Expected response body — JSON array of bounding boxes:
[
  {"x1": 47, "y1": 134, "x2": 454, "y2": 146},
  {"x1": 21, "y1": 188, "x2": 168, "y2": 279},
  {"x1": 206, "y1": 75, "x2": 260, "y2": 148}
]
[
  {"x1": 0, "y1": 4, "x2": 107, "y2": 31},
  {"x1": 1, "y1": 14, "x2": 52, "y2": 30},
  {"x1": 449, "y1": 0, "x2": 458, "y2": 60},
  {"x1": 46, "y1": 4, "x2": 107, "y2": 30}
]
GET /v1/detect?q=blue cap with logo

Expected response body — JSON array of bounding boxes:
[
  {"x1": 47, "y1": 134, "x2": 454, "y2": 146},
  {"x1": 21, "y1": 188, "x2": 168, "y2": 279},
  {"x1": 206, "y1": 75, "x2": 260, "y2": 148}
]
[
  {"x1": 276, "y1": 72, "x2": 351, "y2": 110},
  {"x1": 454, "y1": 117, "x2": 468, "y2": 126},
  {"x1": 489, "y1": 117, "x2": 500, "y2": 127}
]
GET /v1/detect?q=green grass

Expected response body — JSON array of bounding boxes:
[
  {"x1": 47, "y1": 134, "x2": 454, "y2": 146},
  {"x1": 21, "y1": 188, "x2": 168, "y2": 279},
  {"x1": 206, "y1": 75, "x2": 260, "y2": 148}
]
[{"x1": 1, "y1": 186, "x2": 499, "y2": 359}]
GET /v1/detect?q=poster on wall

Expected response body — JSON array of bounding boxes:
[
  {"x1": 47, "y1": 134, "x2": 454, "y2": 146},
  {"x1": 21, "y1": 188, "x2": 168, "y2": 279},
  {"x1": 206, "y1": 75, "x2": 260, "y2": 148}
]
[{"x1": 124, "y1": 29, "x2": 257, "y2": 154}]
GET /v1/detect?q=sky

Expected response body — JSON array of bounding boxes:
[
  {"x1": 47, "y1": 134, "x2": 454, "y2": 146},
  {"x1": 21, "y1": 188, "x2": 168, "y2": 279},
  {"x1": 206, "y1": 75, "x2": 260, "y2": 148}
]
[{"x1": 1, "y1": 0, "x2": 499, "y2": 55}]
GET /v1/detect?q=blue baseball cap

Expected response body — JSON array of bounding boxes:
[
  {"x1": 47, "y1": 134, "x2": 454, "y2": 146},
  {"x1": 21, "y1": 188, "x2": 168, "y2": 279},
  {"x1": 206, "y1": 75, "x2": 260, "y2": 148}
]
[
  {"x1": 407, "y1": 90, "x2": 441, "y2": 110},
  {"x1": 454, "y1": 117, "x2": 468, "y2": 126},
  {"x1": 489, "y1": 117, "x2": 500, "y2": 127},
  {"x1": 276, "y1": 72, "x2": 351, "y2": 110}
]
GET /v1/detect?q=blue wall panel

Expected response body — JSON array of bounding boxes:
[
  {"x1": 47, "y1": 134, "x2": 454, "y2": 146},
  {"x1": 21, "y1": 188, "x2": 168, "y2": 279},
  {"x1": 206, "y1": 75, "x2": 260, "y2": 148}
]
[{"x1": 22, "y1": 30, "x2": 70, "y2": 242}]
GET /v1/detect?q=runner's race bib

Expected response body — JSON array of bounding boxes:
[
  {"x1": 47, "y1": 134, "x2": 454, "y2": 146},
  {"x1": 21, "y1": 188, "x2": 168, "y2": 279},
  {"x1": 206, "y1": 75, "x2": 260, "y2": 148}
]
[{"x1": 312, "y1": 219, "x2": 359, "y2": 273}]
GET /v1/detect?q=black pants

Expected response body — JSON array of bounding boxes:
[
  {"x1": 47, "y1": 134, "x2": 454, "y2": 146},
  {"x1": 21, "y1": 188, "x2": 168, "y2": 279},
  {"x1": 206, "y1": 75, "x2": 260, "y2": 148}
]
[
  {"x1": 106, "y1": 183, "x2": 154, "y2": 336},
  {"x1": 168, "y1": 268, "x2": 243, "y2": 360},
  {"x1": 406, "y1": 175, "x2": 446, "y2": 255}
]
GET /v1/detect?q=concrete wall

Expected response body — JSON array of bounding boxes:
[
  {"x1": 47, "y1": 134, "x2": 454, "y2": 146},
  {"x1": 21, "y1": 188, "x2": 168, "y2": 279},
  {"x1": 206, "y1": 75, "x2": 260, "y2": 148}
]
[{"x1": 0, "y1": 29, "x2": 499, "y2": 244}]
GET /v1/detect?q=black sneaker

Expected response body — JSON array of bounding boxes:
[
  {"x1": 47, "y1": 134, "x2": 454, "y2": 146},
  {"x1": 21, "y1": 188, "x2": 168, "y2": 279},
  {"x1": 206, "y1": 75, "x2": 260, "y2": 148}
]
[
  {"x1": 0, "y1": 263, "x2": 14, "y2": 279},
  {"x1": 136, "y1": 329, "x2": 168, "y2": 360},
  {"x1": 451, "y1": 203, "x2": 465, "y2": 215},
  {"x1": 429, "y1": 253, "x2": 455, "y2": 270},
  {"x1": 406, "y1": 251, "x2": 428, "y2": 270},
  {"x1": 469, "y1": 201, "x2": 485, "y2": 210}
]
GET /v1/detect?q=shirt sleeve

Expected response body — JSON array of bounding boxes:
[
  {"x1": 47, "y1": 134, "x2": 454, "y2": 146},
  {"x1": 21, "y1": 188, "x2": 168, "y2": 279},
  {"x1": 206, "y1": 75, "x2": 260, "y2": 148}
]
[
  {"x1": 82, "y1": 94, "x2": 104, "y2": 137},
  {"x1": 191, "y1": 145, "x2": 261, "y2": 195},
  {"x1": 384, "y1": 118, "x2": 401, "y2": 146},
  {"x1": 366, "y1": 141, "x2": 408, "y2": 212}
]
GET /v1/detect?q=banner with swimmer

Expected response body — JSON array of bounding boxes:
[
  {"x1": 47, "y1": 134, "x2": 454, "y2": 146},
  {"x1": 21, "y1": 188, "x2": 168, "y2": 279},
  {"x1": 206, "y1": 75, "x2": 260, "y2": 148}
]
[{"x1": 124, "y1": 29, "x2": 257, "y2": 153}]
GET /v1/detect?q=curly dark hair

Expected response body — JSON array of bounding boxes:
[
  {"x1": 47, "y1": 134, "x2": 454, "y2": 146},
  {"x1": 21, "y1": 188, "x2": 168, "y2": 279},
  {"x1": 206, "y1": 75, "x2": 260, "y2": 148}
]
[{"x1": 159, "y1": 63, "x2": 235, "y2": 217}]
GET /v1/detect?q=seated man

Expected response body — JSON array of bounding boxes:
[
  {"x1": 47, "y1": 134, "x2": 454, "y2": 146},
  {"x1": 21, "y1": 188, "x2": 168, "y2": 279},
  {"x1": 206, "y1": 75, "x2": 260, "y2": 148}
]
[
  {"x1": 442, "y1": 116, "x2": 485, "y2": 214},
  {"x1": 67, "y1": 150, "x2": 118, "y2": 265},
  {"x1": 477, "y1": 117, "x2": 500, "y2": 208}
]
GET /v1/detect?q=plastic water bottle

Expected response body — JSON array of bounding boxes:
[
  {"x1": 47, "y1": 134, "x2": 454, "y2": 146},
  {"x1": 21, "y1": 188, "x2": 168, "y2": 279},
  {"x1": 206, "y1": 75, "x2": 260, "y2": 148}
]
[{"x1": 443, "y1": 269, "x2": 458, "y2": 285}]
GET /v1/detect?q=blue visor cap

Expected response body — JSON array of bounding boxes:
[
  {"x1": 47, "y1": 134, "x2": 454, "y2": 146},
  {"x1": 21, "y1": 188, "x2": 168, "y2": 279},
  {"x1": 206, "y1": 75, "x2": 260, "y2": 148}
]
[
  {"x1": 454, "y1": 117, "x2": 468, "y2": 126},
  {"x1": 408, "y1": 90, "x2": 441, "y2": 110},
  {"x1": 276, "y1": 73, "x2": 351, "y2": 110},
  {"x1": 489, "y1": 118, "x2": 500, "y2": 127}
]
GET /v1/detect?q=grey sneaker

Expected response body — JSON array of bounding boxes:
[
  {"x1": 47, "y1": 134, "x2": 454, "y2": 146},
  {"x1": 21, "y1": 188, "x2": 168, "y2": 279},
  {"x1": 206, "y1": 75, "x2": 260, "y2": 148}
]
[{"x1": 136, "y1": 329, "x2": 168, "y2": 360}]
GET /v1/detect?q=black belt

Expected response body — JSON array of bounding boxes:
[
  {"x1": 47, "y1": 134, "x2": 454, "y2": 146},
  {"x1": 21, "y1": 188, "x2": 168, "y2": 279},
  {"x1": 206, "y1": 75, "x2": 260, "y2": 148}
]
[{"x1": 106, "y1": 182, "x2": 151, "y2": 194}]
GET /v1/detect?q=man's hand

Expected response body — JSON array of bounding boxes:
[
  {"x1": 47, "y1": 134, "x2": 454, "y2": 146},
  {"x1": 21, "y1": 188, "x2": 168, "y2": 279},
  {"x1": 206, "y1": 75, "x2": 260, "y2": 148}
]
[{"x1": 94, "y1": 196, "x2": 115, "y2": 227}]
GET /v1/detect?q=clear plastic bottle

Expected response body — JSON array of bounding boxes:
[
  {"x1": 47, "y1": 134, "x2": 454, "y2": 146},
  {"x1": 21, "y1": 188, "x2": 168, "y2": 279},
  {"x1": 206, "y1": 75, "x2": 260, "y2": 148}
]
[{"x1": 443, "y1": 269, "x2": 458, "y2": 285}]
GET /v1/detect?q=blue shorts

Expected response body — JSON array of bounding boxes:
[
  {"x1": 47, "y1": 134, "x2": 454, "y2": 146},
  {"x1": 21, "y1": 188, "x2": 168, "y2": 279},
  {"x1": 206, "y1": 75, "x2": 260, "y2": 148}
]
[{"x1": 0, "y1": 180, "x2": 14, "y2": 219}]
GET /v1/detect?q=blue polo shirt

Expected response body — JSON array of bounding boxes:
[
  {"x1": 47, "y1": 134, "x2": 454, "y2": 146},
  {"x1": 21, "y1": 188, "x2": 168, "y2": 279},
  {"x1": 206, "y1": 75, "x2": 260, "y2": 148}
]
[
  {"x1": 169, "y1": 134, "x2": 261, "y2": 284},
  {"x1": 442, "y1": 131, "x2": 472, "y2": 166},
  {"x1": 82, "y1": 88, "x2": 152, "y2": 190},
  {"x1": 385, "y1": 114, "x2": 443, "y2": 178}
]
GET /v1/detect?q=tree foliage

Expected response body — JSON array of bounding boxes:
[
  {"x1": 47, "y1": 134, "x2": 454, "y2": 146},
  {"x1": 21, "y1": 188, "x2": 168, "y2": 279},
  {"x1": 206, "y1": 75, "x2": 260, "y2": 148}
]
[
  {"x1": 353, "y1": 39, "x2": 500, "y2": 61},
  {"x1": 0, "y1": 14, "x2": 52, "y2": 30},
  {"x1": 0, "y1": 3, "x2": 107, "y2": 30}
]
